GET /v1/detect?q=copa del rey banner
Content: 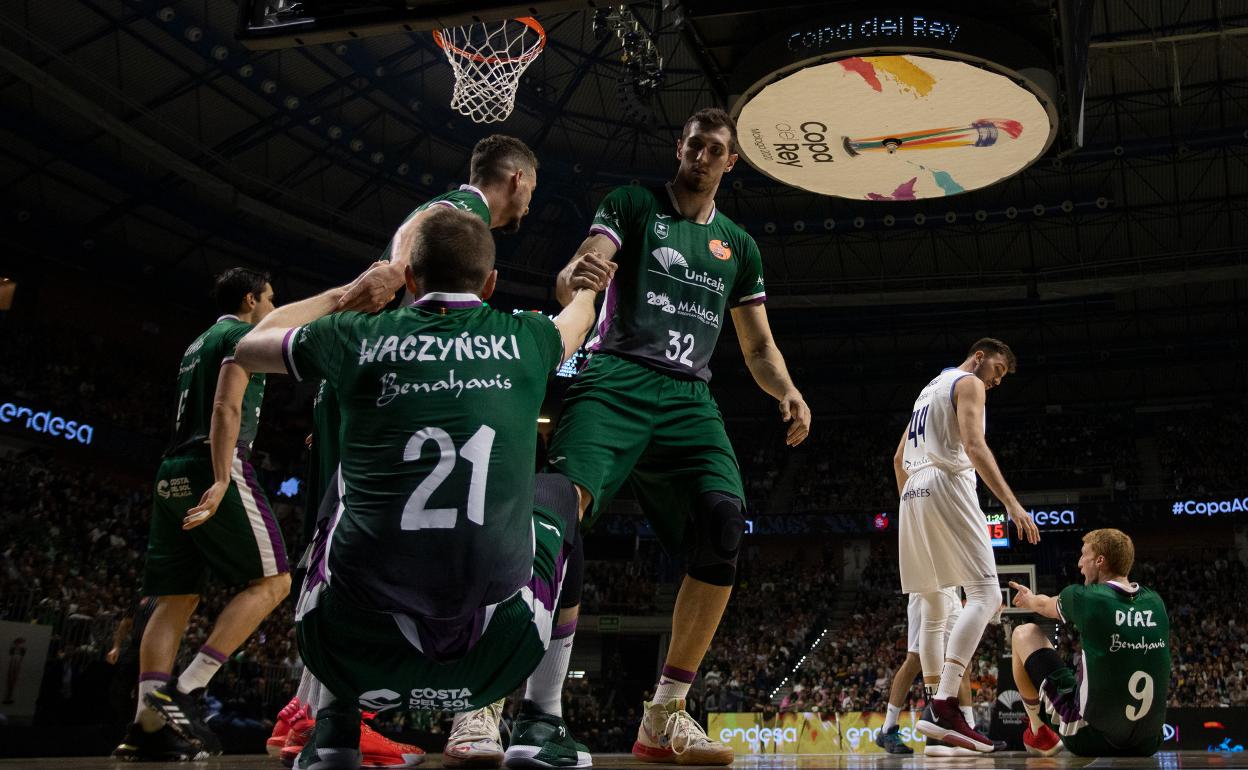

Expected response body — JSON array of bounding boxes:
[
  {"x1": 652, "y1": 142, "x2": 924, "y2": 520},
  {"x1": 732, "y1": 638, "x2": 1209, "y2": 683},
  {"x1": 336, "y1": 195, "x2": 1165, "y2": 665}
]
[{"x1": 708, "y1": 711, "x2": 929, "y2": 754}]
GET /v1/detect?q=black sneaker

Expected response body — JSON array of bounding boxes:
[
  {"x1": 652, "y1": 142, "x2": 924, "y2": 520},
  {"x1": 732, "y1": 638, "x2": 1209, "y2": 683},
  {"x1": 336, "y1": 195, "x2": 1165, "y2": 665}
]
[
  {"x1": 144, "y1": 682, "x2": 223, "y2": 756},
  {"x1": 112, "y1": 721, "x2": 210, "y2": 762},
  {"x1": 874, "y1": 724, "x2": 913, "y2": 755},
  {"x1": 503, "y1": 700, "x2": 591, "y2": 768}
]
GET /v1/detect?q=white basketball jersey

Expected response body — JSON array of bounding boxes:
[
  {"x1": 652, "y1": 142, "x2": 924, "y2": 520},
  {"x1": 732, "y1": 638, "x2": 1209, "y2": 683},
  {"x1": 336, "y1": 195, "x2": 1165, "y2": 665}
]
[{"x1": 901, "y1": 367, "x2": 981, "y2": 476}]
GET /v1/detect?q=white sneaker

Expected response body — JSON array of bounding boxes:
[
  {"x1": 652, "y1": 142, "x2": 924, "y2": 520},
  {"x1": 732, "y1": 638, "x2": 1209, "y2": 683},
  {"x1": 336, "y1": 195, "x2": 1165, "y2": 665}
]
[
  {"x1": 631, "y1": 697, "x2": 732, "y2": 766},
  {"x1": 443, "y1": 700, "x2": 505, "y2": 769}
]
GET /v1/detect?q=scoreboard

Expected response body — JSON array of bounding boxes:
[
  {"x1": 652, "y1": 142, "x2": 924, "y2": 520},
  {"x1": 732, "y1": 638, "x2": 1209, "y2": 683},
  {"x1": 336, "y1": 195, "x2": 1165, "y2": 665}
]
[{"x1": 986, "y1": 512, "x2": 1009, "y2": 548}]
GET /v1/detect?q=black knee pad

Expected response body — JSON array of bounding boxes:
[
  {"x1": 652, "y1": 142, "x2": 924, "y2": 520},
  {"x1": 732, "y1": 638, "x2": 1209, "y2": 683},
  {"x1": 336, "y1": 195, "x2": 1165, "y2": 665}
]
[
  {"x1": 559, "y1": 530, "x2": 584, "y2": 609},
  {"x1": 685, "y1": 492, "x2": 745, "y2": 587},
  {"x1": 534, "y1": 472, "x2": 579, "y2": 548}
]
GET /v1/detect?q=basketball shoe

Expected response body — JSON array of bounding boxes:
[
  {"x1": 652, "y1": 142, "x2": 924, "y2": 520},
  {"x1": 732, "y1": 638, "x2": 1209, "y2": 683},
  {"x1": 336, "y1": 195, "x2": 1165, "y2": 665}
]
[
  {"x1": 144, "y1": 682, "x2": 223, "y2": 756},
  {"x1": 111, "y1": 722, "x2": 209, "y2": 762},
  {"x1": 504, "y1": 699, "x2": 591, "y2": 768},
  {"x1": 632, "y1": 697, "x2": 732, "y2": 765},
  {"x1": 270, "y1": 697, "x2": 308, "y2": 756},
  {"x1": 294, "y1": 700, "x2": 363, "y2": 770},
  {"x1": 443, "y1": 700, "x2": 505, "y2": 768},
  {"x1": 1024, "y1": 724, "x2": 1063, "y2": 756},
  {"x1": 360, "y1": 716, "x2": 425, "y2": 767},
  {"x1": 874, "y1": 724, "x2": 913, "y2": 754},
  {"x1": 916, "y1": 697, "x2": 994, "y2": 752},
  {"x1": 282, "y1": 709, "x2": 317, "y2": 768}
]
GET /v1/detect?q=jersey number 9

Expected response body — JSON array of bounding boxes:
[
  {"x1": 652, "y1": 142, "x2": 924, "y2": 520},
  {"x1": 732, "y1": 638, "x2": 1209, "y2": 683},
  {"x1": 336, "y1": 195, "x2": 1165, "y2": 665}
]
[{"x1": 1124, "y1": 670, "x2": 1154, "y2": 722}]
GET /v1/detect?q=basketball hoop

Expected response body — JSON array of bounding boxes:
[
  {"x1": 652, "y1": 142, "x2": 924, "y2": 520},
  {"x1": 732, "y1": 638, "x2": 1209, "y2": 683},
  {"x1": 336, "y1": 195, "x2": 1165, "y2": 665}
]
[{"x1": 433, "y1": 17, "x2": 546, "y2": 124}]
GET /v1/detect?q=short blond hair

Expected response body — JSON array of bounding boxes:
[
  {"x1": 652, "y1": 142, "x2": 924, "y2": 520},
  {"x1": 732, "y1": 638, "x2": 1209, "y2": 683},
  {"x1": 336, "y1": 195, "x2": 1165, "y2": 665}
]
[{"x1": 1083, "y1": 528, "x2": 1135, "y2": 576}]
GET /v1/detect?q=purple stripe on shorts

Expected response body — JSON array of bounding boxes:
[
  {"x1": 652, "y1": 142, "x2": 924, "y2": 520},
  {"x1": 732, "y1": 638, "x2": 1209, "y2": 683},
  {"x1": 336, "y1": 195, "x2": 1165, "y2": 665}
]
[
  {"x1": 199, "y1": 645, "x2": 228, "y2": 663},
  {"x1": 552, "y1": 620, "x2": 578, "y2": 639},
  {"x1": 304, "y1": 507, "x2": 337, "y2": 593},
  {"x1": 528, "y1": 542, "x2": 570, "y2": 613},
  {"x1": 661, "y1": 664, "x2": 697, "y2": 684},
  {"x1": 241, "y1": 458, "x2": 290, "y2": 573},
  {"x1": 1042, "y1": 677, "x2": 1084, "y2": 725},
  {"x1": 140, "y1": 671, "x2": 173, "y2": 682}
]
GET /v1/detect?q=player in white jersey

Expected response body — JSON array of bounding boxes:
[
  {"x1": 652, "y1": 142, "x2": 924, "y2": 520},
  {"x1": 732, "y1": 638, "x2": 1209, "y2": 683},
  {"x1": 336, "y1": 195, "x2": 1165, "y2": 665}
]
[{"x1": 893, "y1": 338, "x2": 1039, "y2": 752}]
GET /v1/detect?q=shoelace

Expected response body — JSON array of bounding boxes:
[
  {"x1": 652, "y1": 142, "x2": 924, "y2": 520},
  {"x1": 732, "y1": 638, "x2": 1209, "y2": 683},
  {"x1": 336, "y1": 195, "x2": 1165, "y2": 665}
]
[
  {"x1": 450, "y1": 704, "x2": 502, "y2": 743},
  {"x1": 663, "y1": 709, "x2": 712, "y2": 756}
]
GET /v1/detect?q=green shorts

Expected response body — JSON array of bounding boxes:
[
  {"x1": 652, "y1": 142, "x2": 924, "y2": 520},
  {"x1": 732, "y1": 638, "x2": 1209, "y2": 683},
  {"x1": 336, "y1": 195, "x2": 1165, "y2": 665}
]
[
  {"x1": 548, "y1": 353, "x2": 745, "y2": 553},
  {"x1": 142, "y1": 450, "x2": 289, "y2": 595},
  {"x1": 296, "y1": 506, "x2": 568, "y2": 713},
  {"x1": 1039, "y1": 661, "x2": 1161, "y2": 757}
]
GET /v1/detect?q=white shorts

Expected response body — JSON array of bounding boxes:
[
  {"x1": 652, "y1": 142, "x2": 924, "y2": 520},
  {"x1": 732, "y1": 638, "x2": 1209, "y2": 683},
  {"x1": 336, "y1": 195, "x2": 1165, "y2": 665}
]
[
  {"x1": 898, "y1": 466, "x2": 997, "y2": 594},
  {"x1": 906, "y1": 589, "x2": 962, "y2": 654}
]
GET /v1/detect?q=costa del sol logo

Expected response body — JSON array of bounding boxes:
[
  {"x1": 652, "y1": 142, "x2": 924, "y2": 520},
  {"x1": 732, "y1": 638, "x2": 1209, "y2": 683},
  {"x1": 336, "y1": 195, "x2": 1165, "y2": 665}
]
[
  {"x1": 652, "y1": 247, "x2": 687, "y2": 272},
  {"x1": 708, "y1": 239, "x2": 732, "y2": 260},
  {"x1": 358, "y1": 689, "x2": 402, "y2": 711}
]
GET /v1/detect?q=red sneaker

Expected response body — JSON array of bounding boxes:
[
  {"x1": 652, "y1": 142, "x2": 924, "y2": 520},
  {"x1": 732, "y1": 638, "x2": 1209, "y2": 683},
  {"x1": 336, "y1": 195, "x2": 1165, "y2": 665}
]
[
  {"x1": 360, "y1": 720, "x2": 425, "y2": 767},
  {"x1": 1024, "y1": 723, "x2": 1063, "y2": 757},
  {"x1": 268, "y1": 698, "x2": 304, "y2": 757},
  {"x1": 916, "y1": 698, "x2": 994, "y2": 753},
  {"x1": 280, "y1": 712, "x2": 316, "y2": 768}
]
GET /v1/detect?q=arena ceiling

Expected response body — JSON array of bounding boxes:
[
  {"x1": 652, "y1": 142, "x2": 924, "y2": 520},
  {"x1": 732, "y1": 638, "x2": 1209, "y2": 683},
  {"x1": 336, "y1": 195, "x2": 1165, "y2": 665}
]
[{"x1": 0, "y1": 0, "x2": 1246, "y2": 369}]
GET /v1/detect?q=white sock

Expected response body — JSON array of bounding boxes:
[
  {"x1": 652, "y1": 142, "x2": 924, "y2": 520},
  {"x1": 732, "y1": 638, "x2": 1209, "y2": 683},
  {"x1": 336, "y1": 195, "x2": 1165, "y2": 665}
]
[
  {"x1": 177, "y1": 647, "x2": 226, "y2": 694},
  {"x1": 136, "y1": 678, "x2": 166, "y2": 731},
  {"x1": 935, "y1": 660, "x2": 966, "y2": 700},
  {"x1": 295, "y1": 667, "x2": 316, "y2": 706},
  {"x1": 306, "y1": 680, "x2": 320, "y2": 718},
  {"x1": 961, "y1": 705, "x2": 975, "y2": 728},
  {"x1": 884, "y1": 703, "x2": 902, "y2": 731},
  {"x1": 524, "y1": 631, "x2": 575, "y2": 717}
]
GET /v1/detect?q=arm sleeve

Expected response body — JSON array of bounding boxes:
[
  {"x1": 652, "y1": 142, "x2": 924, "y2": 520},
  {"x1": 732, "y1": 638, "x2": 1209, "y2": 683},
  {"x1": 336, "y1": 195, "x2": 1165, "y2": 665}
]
[
  {"x1": 1056, "y1": 584, "x2": 1085, "y2": 626},
  {"x1": 729, "y1": 234, "x2": 767, "y2": 307},
  {"x1": 514, "y1": 312, "x2": 563, "y2": 372},
  {"x1": 286, "y1": 314, "x2": 354, "y2": 385},
  {"x1": 588, "y1": 186, "x2": 635, "y2": 250}
]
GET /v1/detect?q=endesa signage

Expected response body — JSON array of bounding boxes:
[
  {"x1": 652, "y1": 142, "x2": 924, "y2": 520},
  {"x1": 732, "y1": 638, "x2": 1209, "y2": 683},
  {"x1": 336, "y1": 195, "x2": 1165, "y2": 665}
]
[
  {"x1": 0, "y1": 401, "x2": 94, "y2": 445},
  {"x1": 1029, "y1": 508, "x2": 1078, "y2": 528}
]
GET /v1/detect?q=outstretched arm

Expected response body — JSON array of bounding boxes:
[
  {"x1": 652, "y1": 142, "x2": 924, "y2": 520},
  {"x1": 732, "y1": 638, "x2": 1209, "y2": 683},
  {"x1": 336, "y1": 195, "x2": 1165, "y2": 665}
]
[
  {"x1": 1009, "y1": 581, "x2": 1059, "y2": 619},
  {"x1": 556, "y1": 234, "x2": 619, "y2": 307},
  {"x1": 553, "y1": 289, "x2": 601, "y2": 364},
  {"x1": 955, "y1": 376, "x2": 1039, "y2": 544},
  {"x1": 730, "y1": 303, "x2": 810, "y2": 447}
]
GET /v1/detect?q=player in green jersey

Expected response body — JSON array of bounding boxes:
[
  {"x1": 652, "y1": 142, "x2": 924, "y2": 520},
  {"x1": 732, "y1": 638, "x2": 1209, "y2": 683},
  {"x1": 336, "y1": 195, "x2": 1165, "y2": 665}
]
[
  {"x1": 232, "y1": 208, "x2": 603, "y2": 770},
  {"x1": 512, "y1": 108, "x2": 811, "y2": 767},
  {"x1": 336, "y1": 134, "x2": 539, "y2": 313},
  {"x1": 114, "y1": 269, "x2": 291, "y2": 761},
  {"x1": 1009, "y1": 528, "x2": 1171, "y2": 757}
]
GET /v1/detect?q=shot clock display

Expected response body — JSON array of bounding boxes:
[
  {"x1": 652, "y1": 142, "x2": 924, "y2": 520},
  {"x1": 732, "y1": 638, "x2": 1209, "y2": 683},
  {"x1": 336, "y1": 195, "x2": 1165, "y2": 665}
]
[{"x1": 986, "y1": 512, "x2": 1009, "y2": 548}]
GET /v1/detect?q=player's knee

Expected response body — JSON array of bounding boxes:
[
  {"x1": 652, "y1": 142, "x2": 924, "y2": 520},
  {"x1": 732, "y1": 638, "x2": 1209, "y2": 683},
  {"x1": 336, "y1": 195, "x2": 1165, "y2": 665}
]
[
  {"x1": 255, "y1": 572, "x2": 291, "y2": 607},
  {"x1": 1012, "y1": 622, "x2": 1039, "y2": 645},
  {"x1": 686, "y1": 492, "x2": 745, "y2": 587}
]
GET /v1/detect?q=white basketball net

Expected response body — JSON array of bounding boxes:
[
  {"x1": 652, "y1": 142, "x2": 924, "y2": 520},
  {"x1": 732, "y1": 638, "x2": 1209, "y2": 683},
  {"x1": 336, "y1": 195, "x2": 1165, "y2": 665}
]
[{"x1": 435, "y1": 18, "x2": 545, "y2": 124}]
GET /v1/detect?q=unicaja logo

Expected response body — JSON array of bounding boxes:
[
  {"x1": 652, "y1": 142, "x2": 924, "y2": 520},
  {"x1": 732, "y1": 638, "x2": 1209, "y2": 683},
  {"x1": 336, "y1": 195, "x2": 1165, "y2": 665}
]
[
  {"x1": 0, "y1": 402, "x2": 94, "y2": 445},
  {"x1": 652, "y1": 247, "x2": 688, "y2": 272}
]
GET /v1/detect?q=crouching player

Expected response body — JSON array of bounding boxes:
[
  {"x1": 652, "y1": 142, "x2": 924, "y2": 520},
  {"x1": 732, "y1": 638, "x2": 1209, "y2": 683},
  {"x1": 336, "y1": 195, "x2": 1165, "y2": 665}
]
[
  {"x1": 1009, "y1": 528, "x2": 1170, "y2": 757},
  {"x1": 234, "y1": 208, "x2": 606, "y2": 770}
]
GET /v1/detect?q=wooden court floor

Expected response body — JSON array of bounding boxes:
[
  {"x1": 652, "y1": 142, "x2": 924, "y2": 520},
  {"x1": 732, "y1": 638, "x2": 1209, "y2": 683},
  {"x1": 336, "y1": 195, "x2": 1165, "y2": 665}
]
[{"x1": 0, "y1": 751, "x2": 1225, "y2": 769}]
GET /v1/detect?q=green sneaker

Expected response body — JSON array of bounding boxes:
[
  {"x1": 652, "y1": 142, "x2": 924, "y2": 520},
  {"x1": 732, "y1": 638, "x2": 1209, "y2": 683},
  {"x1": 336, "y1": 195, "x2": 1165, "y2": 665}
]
[
  {"x1": 294, "y1": 700, "x2": 363, "y2": 770},
  {"x1": 503, "y1": 700, "x2": 591, "y2": 768}
]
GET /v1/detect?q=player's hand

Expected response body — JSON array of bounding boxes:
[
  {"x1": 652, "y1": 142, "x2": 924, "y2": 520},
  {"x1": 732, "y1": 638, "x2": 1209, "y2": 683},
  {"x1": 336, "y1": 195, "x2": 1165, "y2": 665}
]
[
  {"x1": 184, "y1": 481, "x2": 229, "y2": 530},
  {"x1": 105, "y1": 646, "x2": 120, "y2": 665},
  {"x1": 338, "y1": 261, "x2": 399, "y2": 312},
  {"x1": 568, "y1": 251, "x2": 616, "y2": 292},
  {"x1": 1007, "y1": 502, "x2": 1040, "y2": 544},
  {"x1": 1008, "y1": 580, "x2": 1035, "y2": 610},
  {"x1": 779, "y1": 391, "x2": 811, "y2": 446}
]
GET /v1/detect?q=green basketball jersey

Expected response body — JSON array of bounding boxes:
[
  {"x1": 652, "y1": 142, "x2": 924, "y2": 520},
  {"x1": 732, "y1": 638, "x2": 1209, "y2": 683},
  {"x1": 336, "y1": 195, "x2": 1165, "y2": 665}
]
[
  {"x1": 379, "y1": 186, "x2": 491, "y2": 262},
  {"x1": 587, "y1": 183, "x2": 766, "y2": 381},
  {"x1": 286, "y1": 293, "x2": 562, "y2": 618},
  {"x1": 166, "y1": 315, "x2": 266, "y2": 457},
  {"x1": 1058, "y1": 581, "x2": 1171, "y2": 742}
]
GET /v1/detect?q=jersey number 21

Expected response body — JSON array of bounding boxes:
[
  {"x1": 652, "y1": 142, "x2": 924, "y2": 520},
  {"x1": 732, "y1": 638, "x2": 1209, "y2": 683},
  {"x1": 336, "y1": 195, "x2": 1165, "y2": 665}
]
[{"x1": 401, "y1": 425, "x2": 495, "y2": 531}]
